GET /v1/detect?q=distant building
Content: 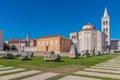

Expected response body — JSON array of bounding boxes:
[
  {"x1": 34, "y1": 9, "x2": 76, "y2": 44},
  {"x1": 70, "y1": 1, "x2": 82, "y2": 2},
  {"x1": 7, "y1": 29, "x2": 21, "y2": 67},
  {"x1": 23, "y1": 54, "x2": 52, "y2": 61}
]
[
  {"x1": 8, "y1": 38, "x2": 36, "y2": 51},
  {"x1": 36, "y1": 35, "x2": 71, "y2": 53},
  {"x1": 0, "y1": 31, "x2": 4, "y2": 50},
  {"x1": 7, "y1": 33, "x2": 36, "y2": 52},
  {"x1": 111, "y1": 40, "x2": 120, "y2": 51},
  {"x1": 8, "y1": 39, "x2": 26, "y2": 51}
]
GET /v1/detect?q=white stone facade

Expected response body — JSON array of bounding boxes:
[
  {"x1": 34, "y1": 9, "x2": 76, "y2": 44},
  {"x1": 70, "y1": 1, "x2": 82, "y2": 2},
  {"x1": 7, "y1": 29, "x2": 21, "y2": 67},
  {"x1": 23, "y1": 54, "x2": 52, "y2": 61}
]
[
  {"x1": 70, "y1": 24, "x2": 106, "y2": 54},
  {"x1": 70, "y1": 8, "x2": 110, "y2": 54}
]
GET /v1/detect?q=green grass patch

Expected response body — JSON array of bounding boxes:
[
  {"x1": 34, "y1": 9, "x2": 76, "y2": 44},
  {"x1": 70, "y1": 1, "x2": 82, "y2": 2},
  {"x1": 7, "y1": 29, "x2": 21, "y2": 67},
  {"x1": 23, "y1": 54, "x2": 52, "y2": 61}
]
[{"x1": 0, "y1": 54, "x2": 119, "y2": 80}]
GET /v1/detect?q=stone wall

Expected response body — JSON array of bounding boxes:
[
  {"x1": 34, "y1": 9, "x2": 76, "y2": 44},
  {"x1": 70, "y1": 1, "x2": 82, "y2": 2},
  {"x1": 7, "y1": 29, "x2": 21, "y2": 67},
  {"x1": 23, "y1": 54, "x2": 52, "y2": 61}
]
[{"x1": 24, "y1": 47, "x2": 36, "y2": 52}]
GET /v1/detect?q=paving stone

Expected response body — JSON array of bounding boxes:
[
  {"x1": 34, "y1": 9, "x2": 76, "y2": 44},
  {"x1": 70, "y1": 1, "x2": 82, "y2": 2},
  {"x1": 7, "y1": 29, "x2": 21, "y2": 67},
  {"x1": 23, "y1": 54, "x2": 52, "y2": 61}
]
[
  {"x1": 0, "y1": 70, "x2": 41, "y2": 80},
  {"x1": 98, "y1": 64, "x2": 120, "y2": 66},
  {"x1": 22, "y1": 72, "x2": 59, "y2": 80},
  {"x1": 91, "y1": 66, "x2": 120, "y2": 71},
  {"x1": 84, "y1": 68, "x2": 120, "y2": 74},
  {"x1": 59, "y1": 75, "x2": 101, "y2": 80},
  {"x1": 0, "y1": 68, "x2": 26, "y2": 75},
  {"x1": 0, "y1": 67, "x2": 14, "y2": 70},
  {"x1": 75, "y1": 71, "x2": 120, "y2": 79},
  {"x1": 96, "y1": 65, "x2": 120, "y2": 68}
]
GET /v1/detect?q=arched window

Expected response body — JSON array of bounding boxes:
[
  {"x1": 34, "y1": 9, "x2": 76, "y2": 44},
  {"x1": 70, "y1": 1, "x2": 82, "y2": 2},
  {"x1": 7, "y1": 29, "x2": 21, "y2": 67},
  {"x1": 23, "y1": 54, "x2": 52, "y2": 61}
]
[
  {"x1": 39, "y1": 42, "x2": 40, "y2": 45},
  {"x1": 106, "y1": 20, "x2": 108, "y2": 25},
  {"x1": 85, "y1": 32, "x2": 87, "y2": 38},
  {"x1": 106, "y1": 28, "x2": 108, "y2": 32},
  {"x1": 88, "y1": 32, "x2": 90, "y2": 38},
  {"x1": 55, "y1": 40, "x2": 58, "y2": 44},
  {"x1": 42, "y1": 41, "x2": 44, "y2": 45},
  {"x1": 103, "y1": 28, "x2": 105, "y2": 32},
  {"x1": 51, "y1": 40, "x2": 53, "y2": 44},
  {"x1": 74, "y1": 36, "x2": 76, "y2": 39},
  {"x1": 103, "y1": 21, "x2": 105, "y2": 25}
]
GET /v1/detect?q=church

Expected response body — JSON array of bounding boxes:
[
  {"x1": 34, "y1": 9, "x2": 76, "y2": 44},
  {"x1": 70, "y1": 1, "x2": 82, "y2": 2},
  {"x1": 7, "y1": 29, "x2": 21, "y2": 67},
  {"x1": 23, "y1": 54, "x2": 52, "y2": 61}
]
[{"x1": 70, "y1": 8, "x2": 111, "y2": 54}]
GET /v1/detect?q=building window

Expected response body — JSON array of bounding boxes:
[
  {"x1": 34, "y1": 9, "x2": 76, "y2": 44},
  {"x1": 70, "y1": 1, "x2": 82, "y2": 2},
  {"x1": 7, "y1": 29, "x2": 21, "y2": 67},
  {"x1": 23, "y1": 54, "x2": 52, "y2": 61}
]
[
  {"x1": 106, "y1": 20, "x2": 108, "y2": 25},
  {"x1": 42, "y1": 41, "x2": 44, "y2": 45},
  {"x1": 106, "y1": 35, "x2": 108, "y2": 38},
  {"x1": 74, "y1": 36, "x2": 76, "y2": 39},
  {"x1": 103, "y1": 21, "x2": 105, "y2": 25},
  {"x1": 103, "y1": 28, "x2": 105, "y2": 32},
  {"x1": 85, "y1": 32, "x2": 87, "y2": 38},
  {"x1": 46, "y1": 40, "x2": 48, "y2": 43},
  {"x1": 62, "y1": 40, "x2": 64, "y2": 44},
  {"x1": 55, "y1": 40, "x2": 58, "y2": 44},
  {"x1": 93, "y1": 33, "x2": 95, "y2": 38},
  {"x1": 39, "y1": 42, "x2": 40, "y2": 45},
  {"x1": 51, "y1": 40, "x2": 53, "y2": 44},
  {"x1": 72, "y1": 36, "x2": 74, "y2": 39},
  {"x1": 106, "y1": 41, "x2": 108, "y2": 44},
  {"x1": 88, "y1": 32, "x2": 90, "y2": 38},
  {"x1": 106, "y1": 28, "x2": 108, "y2": 32},
  {"x1": 46, "y1": 40, "x2": 48, "y2": 45}
]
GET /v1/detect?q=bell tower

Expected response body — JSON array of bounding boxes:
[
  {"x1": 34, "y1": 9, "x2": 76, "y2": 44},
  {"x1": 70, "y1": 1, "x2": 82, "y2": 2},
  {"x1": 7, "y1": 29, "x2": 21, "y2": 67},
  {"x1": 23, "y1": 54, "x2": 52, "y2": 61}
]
[{"x1": 102, "y1": 8, "x2": 111, "y2": 51}]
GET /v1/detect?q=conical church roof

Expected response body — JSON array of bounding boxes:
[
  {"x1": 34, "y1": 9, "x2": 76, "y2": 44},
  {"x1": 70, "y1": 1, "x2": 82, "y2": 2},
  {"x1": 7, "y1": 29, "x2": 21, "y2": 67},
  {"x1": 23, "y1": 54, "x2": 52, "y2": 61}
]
[{"x1": 103, "y1": 8, "x2": 109, "y2": 17}]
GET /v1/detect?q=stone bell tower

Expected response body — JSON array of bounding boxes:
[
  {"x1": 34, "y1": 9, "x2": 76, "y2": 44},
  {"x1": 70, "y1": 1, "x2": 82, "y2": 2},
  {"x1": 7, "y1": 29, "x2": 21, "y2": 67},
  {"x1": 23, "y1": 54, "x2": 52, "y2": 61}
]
[{"x1": 102, "y1": 8, "x2": 111, "y2": 51}]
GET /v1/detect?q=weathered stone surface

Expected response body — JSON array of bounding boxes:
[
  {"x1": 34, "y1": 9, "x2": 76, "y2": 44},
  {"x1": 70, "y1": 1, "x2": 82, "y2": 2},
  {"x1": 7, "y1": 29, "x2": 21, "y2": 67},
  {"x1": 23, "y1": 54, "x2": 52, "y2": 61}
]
[
  {"x1": 84, "y1": 68, "x2": 120, "y2": 74},
  {"x1": 0, "y1": 68, "x2": 26, "y2": 74},
  {"x1": 59, "y1": 75, "x2": 101, "y2": 80},
  {"x1": 44, "y1": 52, "x2": 61, "y2": 62},
  {"x1": 0, "y1": 67, "x2": 14, "y2": 70},
  {"x1": 20, "y1": 52, "x2": 32, "y2": 60},
  {"x1": 2, "y1": 53, "x2": 14, "y2": 59},
  {"x1": 91, "y1": 66, "x2": 120, "y2": 71},
  {"x1": 0, "y1": 65, "x2": 3, "y2": 67},
  {"x1": 22, "y1": 72, "x2": 59, "y2": 80},
  {"x1": 69, "y1": 44, "x2": 77, "y2": 58},
  {"x1": 75, "y1": 71, "x2": 120, "y2": 79},
  {"x1": 0, "y1": 70, "x2": 41, "y2": 80},
  {"x1": 96, "y1": 65, "x2": 120, "y2": 68}
]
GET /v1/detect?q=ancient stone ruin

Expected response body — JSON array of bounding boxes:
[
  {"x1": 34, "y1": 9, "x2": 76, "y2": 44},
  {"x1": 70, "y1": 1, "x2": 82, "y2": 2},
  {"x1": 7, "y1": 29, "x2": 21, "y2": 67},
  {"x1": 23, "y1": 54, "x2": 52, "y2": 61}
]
[{"x1": 44, "y1": 51, "x2": 61, "y2": 62}]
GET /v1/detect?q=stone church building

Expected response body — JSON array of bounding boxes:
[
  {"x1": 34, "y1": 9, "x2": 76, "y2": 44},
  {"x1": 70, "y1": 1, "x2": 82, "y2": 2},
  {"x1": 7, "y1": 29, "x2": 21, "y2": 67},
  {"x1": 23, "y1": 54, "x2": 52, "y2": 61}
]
[{"x1": 70, "y1": 8, "x2": 111, "y2": 54}]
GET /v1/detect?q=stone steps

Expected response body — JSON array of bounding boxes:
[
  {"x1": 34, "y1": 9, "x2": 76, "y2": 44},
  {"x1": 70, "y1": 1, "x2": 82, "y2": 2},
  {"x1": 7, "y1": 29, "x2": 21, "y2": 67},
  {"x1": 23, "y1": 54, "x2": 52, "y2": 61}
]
[
  {"x1": 72, "y1": 56, "x2": 120, "y2": 80},
  {"x1": 0, "y1": 70, "x2": 41, "y2": 80},
  {"x1": 59, "y1": 75, "x2": 101, "y2": 80},
  {"x1": 22, "y1": 72, "x2": 59, "y2": 80},
  {"x1": 91, "y1": 66, "x2": 120, "y2": 71},
  {"x1": 75, "y1": 71, "x2": 120, "y2": 79},
  {"x1": 96, "y1": 64, "x2": 120, "y2": 67},
  {"x1": 0, "y1": 65, "x2": 59, "y2": 80},
  {"x1": 0, "y1": 65, "x2": 3, "y2": 67},
  {"x1": 0, "y1": 67, "x2": 14, "y2": 70},
  {"x1": 84, "y1": 68, "x2": 120, "y2": 74},
  {"x1": 0, "y1": 68, "x2": 26, "y2": 75}
]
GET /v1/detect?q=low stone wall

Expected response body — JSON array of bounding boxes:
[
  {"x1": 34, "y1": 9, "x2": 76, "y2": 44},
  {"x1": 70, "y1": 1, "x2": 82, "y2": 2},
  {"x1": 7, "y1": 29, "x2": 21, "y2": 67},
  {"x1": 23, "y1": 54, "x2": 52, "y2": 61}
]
[
  {"x1": 34, "y1": 52, "x2": 70, "y2": 57},
  {"x1": 24, "y1": 47, "x2": 36, "y2": 52},
  {"x1": 0, "y1": 51, "x2": 70, "y2": 57}
]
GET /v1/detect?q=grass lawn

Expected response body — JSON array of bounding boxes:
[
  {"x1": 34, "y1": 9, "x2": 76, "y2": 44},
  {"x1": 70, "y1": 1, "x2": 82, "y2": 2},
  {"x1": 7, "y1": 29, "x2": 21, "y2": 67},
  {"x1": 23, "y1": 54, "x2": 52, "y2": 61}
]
[{"x1": 0, "y1": 54, "x2": 119, "y2": 80}]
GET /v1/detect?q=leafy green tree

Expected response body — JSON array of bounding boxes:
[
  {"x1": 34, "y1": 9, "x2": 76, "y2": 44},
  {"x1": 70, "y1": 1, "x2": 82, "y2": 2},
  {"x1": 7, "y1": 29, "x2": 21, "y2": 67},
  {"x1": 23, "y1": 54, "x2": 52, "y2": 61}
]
[
  {"x1": 11, "y1": 45, "x2": 17, "y2": 50},
  {"x1": 3, "y1": 43, "x2": 10, "y2": 51}
]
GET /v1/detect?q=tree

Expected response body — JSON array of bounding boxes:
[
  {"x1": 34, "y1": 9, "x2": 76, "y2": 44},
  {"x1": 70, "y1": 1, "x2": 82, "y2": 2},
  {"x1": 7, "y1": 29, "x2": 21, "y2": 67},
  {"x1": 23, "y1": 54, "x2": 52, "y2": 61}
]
[
  {"x1": 11, "y1": 45, "x2": 17, "y2": 50},
  {"x1": 3, "y1": 43, "x2": 10, "y2": 51}
]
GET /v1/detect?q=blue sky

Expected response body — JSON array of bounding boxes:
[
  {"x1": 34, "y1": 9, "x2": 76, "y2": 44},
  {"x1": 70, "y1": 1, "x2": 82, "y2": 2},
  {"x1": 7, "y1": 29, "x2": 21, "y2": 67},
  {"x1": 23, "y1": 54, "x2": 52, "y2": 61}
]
[{"x1": 0, "y1": 0, "x2": 119, "y2": 40}]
